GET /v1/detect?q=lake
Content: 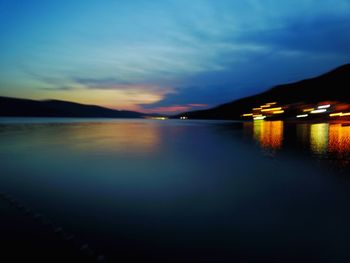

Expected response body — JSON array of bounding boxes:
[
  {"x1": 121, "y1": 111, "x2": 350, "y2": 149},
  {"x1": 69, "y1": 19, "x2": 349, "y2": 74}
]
[{"x1": 1, "y1": 118, "x2": 350, "y2": 262}]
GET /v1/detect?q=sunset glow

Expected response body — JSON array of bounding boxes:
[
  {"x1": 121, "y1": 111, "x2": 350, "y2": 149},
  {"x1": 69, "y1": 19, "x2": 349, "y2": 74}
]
[{"x1": 1, "y1": 0, "x2": 349, "y2": 114}]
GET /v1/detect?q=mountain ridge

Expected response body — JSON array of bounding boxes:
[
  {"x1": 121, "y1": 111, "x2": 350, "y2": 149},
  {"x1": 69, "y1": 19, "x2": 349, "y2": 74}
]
[
  {"x1": 176, "y1": 63, "x2": 350, "y2": 120},
  {"x1": 0, "y1": 96, "x2": 145, "y2": 118}
]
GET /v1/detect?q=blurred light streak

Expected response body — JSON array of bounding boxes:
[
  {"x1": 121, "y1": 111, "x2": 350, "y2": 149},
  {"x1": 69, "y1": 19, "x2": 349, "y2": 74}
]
[
  {"x1": 311, "y1": 109, "x2": 327, "y2": 114},
  {"x1": 297, "y1": 114, "x2": 308, "y2": 118},
  {"x1": 318, "y1": 104, "x2": 331, "y2": 109}
]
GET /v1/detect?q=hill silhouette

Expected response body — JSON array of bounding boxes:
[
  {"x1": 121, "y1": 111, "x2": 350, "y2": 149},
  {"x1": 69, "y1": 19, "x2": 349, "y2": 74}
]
[
  {"x1": 0, "y1": 96, "x2": 144, "y2": 118},
  {"x1": 177, "y1": 63, "x2": 350, "y2": 120}
]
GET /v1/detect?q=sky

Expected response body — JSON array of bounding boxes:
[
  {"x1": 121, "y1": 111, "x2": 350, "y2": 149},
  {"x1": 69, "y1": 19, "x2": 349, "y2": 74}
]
[{"x1": 0, "y1": 0, "x2": 350, "y2": 113}]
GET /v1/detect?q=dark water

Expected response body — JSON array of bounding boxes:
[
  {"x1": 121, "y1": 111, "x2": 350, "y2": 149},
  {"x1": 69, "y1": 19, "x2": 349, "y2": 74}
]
[{"x1": 1, "y1": 118, "x2": 350, "y2": 262}]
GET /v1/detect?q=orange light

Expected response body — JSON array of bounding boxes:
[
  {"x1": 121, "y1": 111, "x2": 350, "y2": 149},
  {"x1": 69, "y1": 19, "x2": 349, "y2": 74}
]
[
  {"x1": 253, "y1": 107, "x2": 262, "y2": 110},
  {"x1": 330, "y1": 112, "x2": 342, "y2": 117},
  {"x1": 242, "y1": 113, "x2": 253, "y2": 117},
  {"x1": 253, "y1": 121, "x2": 284, "y2": 149},
  {"x1": 329, "y1": 112, "x2": 350, "y2": 117},
  {"x1": 329, "y1": 124, "x2": 350, "y2": 156},
  {"x1": 261, "y1": 107, "x2": 282, "y2": 112},
  {"x1": 272, "y1": 110, "x2": 284, "y2": 114},
  {"x1": 303, "y1": 108, "x2": 315, "y2": 112}
]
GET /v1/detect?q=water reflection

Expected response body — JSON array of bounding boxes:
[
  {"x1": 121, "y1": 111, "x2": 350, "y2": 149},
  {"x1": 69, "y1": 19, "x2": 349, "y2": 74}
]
[
  {"x1": 310, "y1": 123, "x2": 329, "y2": 155},
  {"x1": 328, "y1": 124, "x2": 350, "y2": 167},
  {"x1": 244, "y1": 120, "x2": 350, "y2": 168},
  {"x1": 67, "y1": 122, "x2": 160, "y2": 154},
  {"x1": 0, "y1": 121, "x2": 161, "y2": 155},
  {"x1": 329, "y1": 124, "x2": 350, "y2": 153},
  {"x1": 252, "y1": 121, "x2": 284, "y2": 150}
]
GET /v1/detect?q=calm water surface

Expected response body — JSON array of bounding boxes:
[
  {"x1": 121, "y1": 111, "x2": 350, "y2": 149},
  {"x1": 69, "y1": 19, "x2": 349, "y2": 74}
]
[{"x1": 1, "y1": 118, "x2": 350, "y2": 262}]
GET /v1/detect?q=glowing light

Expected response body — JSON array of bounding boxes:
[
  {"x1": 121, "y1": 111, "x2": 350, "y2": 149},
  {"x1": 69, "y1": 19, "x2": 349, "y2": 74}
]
[
  {"x1": 329, "y1": 124, "x2": 350, "y2": 158},
  {"x1": 330, "y1": 112, "x2": 343, "y2": 117},
  {"x1": 242, "y1": 113, "x2": 254, "y2": 117},
  {"x1": 272, "y1": 110, "x2": 284, "y2": 114},
  {"x1": 253, "y1": 121, "x2": 284, "y2": 150},
  {"x1": 310, "y1": 123, "x2": 329, "y2": 154},
  {"x1": 267, "y1": 102, "x2": 277, "y2": 105},
  {"x1": 311, "y1": 109, "x2": 327, "y2": 114},
  {"x1": 253, "y1": 107, "x2": 262, "y2": 110},
  {"x1": 318, "y1": 104, "x2": 331, "y2": 109},
  {"x1": 303, "y1": 108, "x2": 315, "y2": 112},
  {"x1": 261, "y1": 105, "x2": 271, "y2": 108},
  {"x1": 146, "y1": 116, "x2": 168, "y2": 120},
  {"x1": 254, "y1": 116, "x2": 266, "y2": 120},
  {"x1": 180, "y1": 116, "x2": 188, "y2": 120},
  {"x1": 330, "y1": 112, "x2": 350, "y2": 117},
  {"x1": 297, "y1": 114, "x2": 308, "y2": 118},
  {"x1": 261, "y1": 107, "x2": 282, "y2": 112}
]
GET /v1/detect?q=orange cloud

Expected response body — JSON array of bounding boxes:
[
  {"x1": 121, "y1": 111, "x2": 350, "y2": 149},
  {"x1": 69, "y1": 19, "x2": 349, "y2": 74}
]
[
  {"x1": 143, "y1": 103, "x2": 208, "y2": 114},
  {"x1": 35, "y1": 84, "x2": 174, "y2": 112},
  {"x1": 188, "y1": 103, "x2": 208, "y2": 107},
  {"x1": 145, "y1": 105, "x2": 191, "y2": 113}
]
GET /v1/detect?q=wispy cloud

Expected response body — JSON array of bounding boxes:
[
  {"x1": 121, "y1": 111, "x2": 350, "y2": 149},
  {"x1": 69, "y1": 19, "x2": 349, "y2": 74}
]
[{"x1": 1, "y1": 0, "x2": 350, "y2": 112}]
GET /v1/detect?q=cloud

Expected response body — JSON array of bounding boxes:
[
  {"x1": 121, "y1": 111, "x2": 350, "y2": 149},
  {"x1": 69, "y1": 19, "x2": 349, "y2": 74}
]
[
  {"x1": 2, "y1": 0, "x2": 350, "y2": 113},
  {"x1": 139, "y1": 84, "x2": 240, "y2": 111},
  {"x1": 40, "y1": 86, "x2": 74, "y2": 91},
  {"x1": 145, "y1": 104, "x2": 208, "y2": 114},
  {"x1": 233, "y1": 16, "x2": 350, "y2": 55}
]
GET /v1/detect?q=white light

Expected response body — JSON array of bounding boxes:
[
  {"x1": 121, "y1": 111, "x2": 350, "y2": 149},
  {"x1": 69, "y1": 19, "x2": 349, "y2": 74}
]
[
  {"x1": 254, "y1": 116, "x2": 266, "y2": 120},
  {"x1": 297, "y1": 114, "x2": 308, "y2": 118},
  {"x1": 318, "y1": 104, "x2": 330, "y2": 109},
  {"x1": 311, "y1": 109, "x2": 327, "y2": 114}
]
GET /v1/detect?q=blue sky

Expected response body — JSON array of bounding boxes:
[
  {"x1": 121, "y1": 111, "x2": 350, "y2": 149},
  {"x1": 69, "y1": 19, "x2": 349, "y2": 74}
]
[{"x1": 0, "y1": 0, "x2": 350, "y2": 113}]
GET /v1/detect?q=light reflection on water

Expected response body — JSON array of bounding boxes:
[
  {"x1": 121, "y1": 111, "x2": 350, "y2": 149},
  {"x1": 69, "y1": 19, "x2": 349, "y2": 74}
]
[
  {"x1": 310, "y1": 123, "x2": 329, "y2": 154},
  {"x1": 2, "y1": 119, "x2": 350, "y2": 262},
  {"x1": 61, "y1": 121, "x2": 161, "y2": 154},
  {"x1": 253, "y1": 120, "x2": 284, "y2": 150},
  {"x1": 244, "y1": 121, "x2": 350, "y2": 168},
  {"x1": 0, "y1": 120, "x2": 160, "y2": 154}
]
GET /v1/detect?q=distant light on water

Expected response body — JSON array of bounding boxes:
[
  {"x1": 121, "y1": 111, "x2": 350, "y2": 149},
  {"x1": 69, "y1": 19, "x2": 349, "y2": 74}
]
[
  {"x1": 297, "y1": 114, "x2": 308, "y2": 118},
  {"x1": 311, "y1": 109, "x2": 327, "y2": 114},
  {"x1": 272, "y1": 110, "x2": 284, "y2": 114},
  {"x1": 261, "y1": 107, "x2": 282, "y2": 112},
  {"x1": 146, "y1": 116, "x2": 168, "y2": 120},
  {"x1": 330, "y1": 112, "x2": 350, "y2": 117},
  {"x1": 318, "y1": 104, "x2": 331, "y2": 109},
  {"x1": 254, "y1": 116, "x2": 266, "y2": 120}
]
